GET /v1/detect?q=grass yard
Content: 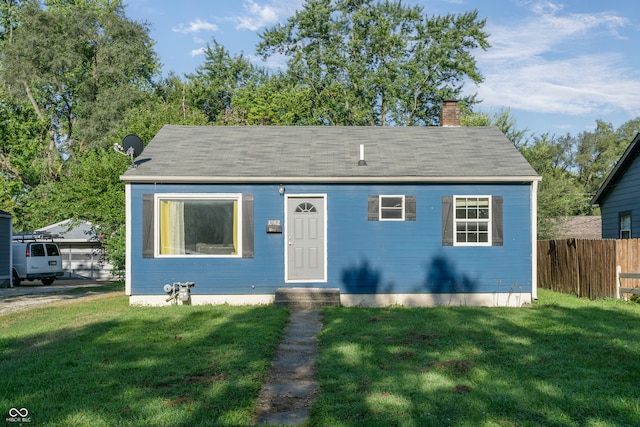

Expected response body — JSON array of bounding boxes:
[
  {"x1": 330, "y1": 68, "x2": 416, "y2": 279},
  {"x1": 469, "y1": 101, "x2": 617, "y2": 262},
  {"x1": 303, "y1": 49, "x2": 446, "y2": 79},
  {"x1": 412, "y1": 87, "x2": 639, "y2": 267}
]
[
  {"x1": 314, "y1": 289, "x2": 640, "y2": 426},
  {"x1": 2, "y1": 289, "x2": 640, "y2": 426},
  {"x1": 0, "y1": 293, "x2": 289, "y2": 426}
]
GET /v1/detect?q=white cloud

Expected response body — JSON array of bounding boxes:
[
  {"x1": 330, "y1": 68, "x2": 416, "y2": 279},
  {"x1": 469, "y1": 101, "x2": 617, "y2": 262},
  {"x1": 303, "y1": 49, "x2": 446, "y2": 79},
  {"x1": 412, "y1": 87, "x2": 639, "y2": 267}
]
[
  {"x1": 475, "y1": 1, "x2": 640, "y2": 118},
  {"x1": 484, "y1": 7, "x2": 627, "y2": 61},
  {"x1": 231, "y1": 0, "x2": 304, "y2": 31},
  {"x1": 479, "y1": 54, "x2": 640, "y2": 115},
  {"x1": 191, "y1": 47, "x2": 207, "y2": 57},
  {"x1": 235, "y1": 0, "x2": 280, "y2": 31},
  {"x1": 172, "y1": 18, "x2": 218, "y2": 35}
]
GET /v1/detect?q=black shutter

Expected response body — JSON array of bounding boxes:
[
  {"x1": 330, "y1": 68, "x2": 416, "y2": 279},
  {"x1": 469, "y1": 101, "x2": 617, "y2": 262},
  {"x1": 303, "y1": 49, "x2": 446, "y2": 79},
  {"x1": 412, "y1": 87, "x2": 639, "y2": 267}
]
[
  {"x1": 242, "y1": 194, "x2": 254, "y2": 258},
  {"x1": 142, "y1": 194, "x2": 154, "y2": 258},
  {"x1": 406, "y1": 196, "x2": 416, "y2": 221},
  {"x1": 368, "y1": 195, "x2": 379, "y2": 221},
  {"x1": 442, "y1": 196, "x2": 453, "y2": 246},
  {"x1": 492, "y1": 196, "x2": 503, "y2": 246}
]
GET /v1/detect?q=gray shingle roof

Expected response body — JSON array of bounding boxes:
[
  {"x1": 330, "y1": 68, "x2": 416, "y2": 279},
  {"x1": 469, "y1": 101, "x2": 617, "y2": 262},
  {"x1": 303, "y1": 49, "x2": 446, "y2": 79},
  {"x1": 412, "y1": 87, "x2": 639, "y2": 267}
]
[
  {"x1": 591, "y1": 132, "x2": 640, "y2": 206},
  {"x1": 554, "y1": 216, "x2": 602, "y2": 239},
  {"x1": 121, "y1": 125, "x2": 539, "y2": 183},
  {"x1": 36, "y1": 219, "x2": 97, "y2": 242}
]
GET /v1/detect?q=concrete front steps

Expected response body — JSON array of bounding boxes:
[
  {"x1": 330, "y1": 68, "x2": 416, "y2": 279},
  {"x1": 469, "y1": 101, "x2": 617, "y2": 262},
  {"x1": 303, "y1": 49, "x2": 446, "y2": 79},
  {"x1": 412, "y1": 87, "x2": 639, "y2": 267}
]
[{"x1": 274, "y1": 287, "x2": 340, "y2": 309}]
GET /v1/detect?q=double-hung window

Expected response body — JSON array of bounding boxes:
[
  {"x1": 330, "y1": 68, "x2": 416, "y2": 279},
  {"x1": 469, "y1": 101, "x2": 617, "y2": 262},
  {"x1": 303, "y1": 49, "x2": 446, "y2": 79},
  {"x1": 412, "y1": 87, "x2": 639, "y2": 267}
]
[
  {"x1": 442, "y1": 195, "x2": 502, "y2": 246},
  {"x1": 142, "y1": 193, "x2": 254, "y2": 258},
  {"x1": 455, "y1": 196, "x2": 491, "y2": 245}
]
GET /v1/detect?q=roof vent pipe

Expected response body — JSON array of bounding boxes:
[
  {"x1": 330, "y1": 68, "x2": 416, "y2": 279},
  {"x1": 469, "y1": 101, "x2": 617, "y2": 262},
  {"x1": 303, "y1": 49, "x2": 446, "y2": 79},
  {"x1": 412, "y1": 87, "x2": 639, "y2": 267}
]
[{"x1": 358, "y1": 144, "x2": 367, "y2": 166}]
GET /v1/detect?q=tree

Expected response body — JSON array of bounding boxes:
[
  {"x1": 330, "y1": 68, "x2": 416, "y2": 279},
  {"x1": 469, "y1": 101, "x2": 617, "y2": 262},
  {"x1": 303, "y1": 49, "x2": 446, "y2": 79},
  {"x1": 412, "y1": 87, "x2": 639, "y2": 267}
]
[
  {"x1": 573, "y1": 120, "x2": 635, "y2": 200},
  {"x1": 0, "y1": 0, "x2": 21, "y2": 46},
  {"x1": 121, "y1": 73, "x2": 209, "y2": 142},
  {"x1": 21, "y1": 74, "x2": 209, "y2": 276},
  {"x1": 0, "y1": 87, "x2": 48, "y2": 220},
  {"x1": 257, "y1": 0, "x2": 489, "y2": 126},
  {"x1": 22, "y1": 148, "x2": 130, "y2": 276},
  {"x1": 187, "y1": 39, "x2": 259, "y2": 123},
  {"x1": 520, "y1": 134, "x2": 585, "y2": 238},
  {"x1": 1, "y1": 0, "x2": 158, "y2": 175},
  {"x1": 221, "y1": 73, "x2": 316, "y2": 125}
]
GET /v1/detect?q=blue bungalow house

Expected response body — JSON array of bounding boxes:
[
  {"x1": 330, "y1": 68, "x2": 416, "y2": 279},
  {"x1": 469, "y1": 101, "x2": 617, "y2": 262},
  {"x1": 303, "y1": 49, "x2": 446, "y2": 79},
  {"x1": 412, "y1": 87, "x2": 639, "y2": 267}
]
[
  {"x1": 591, "y1": 133, "x2": 640, "y2": 239},
  {"x1": 121, "y1": 112, "x2": 541, "y2": 307}
]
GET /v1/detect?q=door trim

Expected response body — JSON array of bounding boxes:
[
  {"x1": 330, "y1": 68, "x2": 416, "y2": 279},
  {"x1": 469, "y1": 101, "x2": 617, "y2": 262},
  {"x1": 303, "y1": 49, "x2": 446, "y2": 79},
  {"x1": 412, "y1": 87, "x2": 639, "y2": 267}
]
[{"x1": 284, "y1": 194, "x2": 328, "y2": 283}]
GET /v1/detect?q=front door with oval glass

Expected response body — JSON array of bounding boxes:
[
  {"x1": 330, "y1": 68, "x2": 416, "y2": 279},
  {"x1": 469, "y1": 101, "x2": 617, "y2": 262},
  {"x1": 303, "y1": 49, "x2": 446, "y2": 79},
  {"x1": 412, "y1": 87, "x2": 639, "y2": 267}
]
[{"x1": 285, "y1": 195, "x2": 326, "y2": 282}]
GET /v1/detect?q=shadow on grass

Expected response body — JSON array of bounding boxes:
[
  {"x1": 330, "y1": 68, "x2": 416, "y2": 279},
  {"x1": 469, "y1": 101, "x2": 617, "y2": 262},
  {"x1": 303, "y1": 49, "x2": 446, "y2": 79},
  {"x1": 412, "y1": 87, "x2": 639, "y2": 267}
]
[
  {"x1": 314, "y1": 295, "x2": 640, "y2": 426},
  {"x1": 0, "y1": 297, "x2": 288, "y2": 426}
]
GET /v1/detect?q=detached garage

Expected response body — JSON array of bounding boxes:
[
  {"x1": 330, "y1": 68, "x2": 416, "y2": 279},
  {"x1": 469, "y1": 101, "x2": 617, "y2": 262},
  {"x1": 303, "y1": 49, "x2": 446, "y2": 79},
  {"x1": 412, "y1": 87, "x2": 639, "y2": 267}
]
[{"x1": 35, "y1": 219, "x2": 113, "y2": 279}]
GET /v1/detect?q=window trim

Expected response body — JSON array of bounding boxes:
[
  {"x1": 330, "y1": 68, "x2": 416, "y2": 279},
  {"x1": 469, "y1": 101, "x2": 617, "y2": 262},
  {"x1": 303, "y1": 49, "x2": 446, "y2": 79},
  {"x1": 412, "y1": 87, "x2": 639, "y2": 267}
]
[
  {"x1": 379, "y1": 195, "x2": 405, "y2": 221},
  {"x1": 619, "y1": 211, "x2": 632, "y2": 239},
  {"x1": 368, "y1": 195, "x2": 416, "y2": 221},
  {"x1": 453, "y1": 195, "x2": 492, "y2": 247},
  {"x1": 154, "y1": 193, "x2": 243, "y2": 258}
]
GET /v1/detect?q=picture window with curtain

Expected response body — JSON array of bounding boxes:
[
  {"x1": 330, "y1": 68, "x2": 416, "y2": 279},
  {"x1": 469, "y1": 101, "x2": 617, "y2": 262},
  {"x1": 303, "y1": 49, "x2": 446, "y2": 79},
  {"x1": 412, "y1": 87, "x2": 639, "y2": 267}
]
[{"x1": 156, "y1": 194, "x2": 242, "y2": 256}]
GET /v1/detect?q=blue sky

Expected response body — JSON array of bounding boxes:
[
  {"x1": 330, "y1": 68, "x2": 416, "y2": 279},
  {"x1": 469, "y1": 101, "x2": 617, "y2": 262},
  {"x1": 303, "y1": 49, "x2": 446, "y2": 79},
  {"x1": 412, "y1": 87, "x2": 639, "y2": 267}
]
[{"x1": 125, "y1": 0, "x2": 640, "y2": 138}]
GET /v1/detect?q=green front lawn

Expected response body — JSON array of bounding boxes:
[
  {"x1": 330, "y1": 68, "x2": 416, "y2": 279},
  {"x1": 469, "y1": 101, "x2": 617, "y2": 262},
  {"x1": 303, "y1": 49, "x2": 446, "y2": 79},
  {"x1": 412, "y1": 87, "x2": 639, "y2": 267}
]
[
  {"x1": 1, "y1": 289, "x2": 639, "y2": 426},
  {"x1": 314, "y1": 289, "x2": 640, "y2": 426},
  {"x1": 0, "y1": 294, "x2": 289, "y2": 426}
]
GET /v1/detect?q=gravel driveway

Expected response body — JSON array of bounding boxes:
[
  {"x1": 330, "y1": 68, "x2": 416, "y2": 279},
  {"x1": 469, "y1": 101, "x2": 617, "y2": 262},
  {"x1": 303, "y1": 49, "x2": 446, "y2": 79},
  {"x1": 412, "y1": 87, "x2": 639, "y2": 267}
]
[{"x1": 0, "y1": 279, "x2": 119, "y2": 315}]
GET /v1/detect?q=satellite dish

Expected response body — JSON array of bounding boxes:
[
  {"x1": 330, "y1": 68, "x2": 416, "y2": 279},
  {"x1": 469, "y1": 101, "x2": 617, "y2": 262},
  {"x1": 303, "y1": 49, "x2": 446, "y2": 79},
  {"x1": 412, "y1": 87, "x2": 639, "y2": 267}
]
[
  {"x1": 122, "y1": 134, "x2": 144, "y2": 158},
  {"x1": 114, "y1": 134, "x2": 144, "y2": 168}
]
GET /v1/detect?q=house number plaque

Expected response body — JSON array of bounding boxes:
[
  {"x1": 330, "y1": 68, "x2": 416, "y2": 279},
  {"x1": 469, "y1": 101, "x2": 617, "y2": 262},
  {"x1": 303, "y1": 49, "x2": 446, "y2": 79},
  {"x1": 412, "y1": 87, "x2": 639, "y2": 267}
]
[{"x1": 266, "y1": 219, "x2": 282, "y2": 233}]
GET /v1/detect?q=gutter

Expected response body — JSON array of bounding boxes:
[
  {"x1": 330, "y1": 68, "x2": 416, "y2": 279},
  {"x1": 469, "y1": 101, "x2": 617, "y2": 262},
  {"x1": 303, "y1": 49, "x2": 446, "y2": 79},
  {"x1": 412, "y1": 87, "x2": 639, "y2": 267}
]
[{"x1": 120, "y1": 175, "x2": 542, "y2": 184}]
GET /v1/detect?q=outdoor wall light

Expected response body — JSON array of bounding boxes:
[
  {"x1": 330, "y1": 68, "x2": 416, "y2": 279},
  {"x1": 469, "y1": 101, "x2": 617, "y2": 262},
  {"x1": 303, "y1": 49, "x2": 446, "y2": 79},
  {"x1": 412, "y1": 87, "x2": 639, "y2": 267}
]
[{"x1": 278, "y1": 184, "x2": 285, "y2": 195}]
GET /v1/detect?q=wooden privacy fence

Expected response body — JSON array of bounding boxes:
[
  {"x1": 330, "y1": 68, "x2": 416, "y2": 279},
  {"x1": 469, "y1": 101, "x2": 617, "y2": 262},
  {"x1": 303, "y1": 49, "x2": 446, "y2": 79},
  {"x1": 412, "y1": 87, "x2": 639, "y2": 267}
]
[{"x1": 537, "y1": 238, "x2": 640, "y2": 299}]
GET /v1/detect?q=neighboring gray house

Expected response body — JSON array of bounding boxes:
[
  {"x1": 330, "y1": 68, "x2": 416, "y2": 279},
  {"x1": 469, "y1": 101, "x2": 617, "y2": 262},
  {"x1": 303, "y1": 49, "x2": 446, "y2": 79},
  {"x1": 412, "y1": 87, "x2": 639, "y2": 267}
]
[
  {"x1": 121, "y1": 108, "x2": 541, "y2": 307},
  {"x1": 591, "y1": 133, "x2": 640, "y2": 239},
  {"x1": 0, "y1": 210, "x2": 11, "y2": 287},
  {"x1": 34, "y1": 219, "x2": 113, "y2": 279}
]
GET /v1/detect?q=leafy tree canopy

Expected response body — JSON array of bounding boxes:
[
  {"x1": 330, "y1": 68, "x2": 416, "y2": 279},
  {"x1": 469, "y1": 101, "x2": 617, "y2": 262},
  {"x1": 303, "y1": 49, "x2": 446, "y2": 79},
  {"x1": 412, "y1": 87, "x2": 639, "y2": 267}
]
[
  {"x1": 187, "y1": 39, "x2": 261, "y2": 123},
  {"x1": 221, "y1": 73, "x2": 316, "y2": 125},
  {"x1": 257, "y1": 0, "x2": 490, "y2": 126},
  {"x1": 1, "y1": 0, "x2": 159, "y2": 165}
]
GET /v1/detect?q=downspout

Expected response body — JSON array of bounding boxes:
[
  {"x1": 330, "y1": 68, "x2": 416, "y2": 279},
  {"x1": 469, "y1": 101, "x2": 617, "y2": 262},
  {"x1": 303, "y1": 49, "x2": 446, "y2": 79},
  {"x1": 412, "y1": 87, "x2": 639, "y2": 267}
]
[
  {"x1": 531, "y1": 179, "x2": 539, "y2": 301},
  {"x1": 125, "y1": 183, "x2": 132, "y2": 296},
  {"x1": 9, "y1": 216, "x2": 12, "y2": 288}
]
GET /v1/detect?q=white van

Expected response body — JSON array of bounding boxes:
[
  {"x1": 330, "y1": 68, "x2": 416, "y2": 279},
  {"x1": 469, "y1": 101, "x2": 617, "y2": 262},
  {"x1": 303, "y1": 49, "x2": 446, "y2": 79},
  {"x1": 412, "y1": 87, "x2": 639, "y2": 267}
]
[{"x1": 12, "y1": 241, "x2": 64, "y2": 286}]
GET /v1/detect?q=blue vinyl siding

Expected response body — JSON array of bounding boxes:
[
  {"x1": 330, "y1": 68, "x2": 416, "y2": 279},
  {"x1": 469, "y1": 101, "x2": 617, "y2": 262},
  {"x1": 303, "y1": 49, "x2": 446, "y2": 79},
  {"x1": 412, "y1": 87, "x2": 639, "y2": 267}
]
[
  {"x1": 129, "y1": 182, "x2": 533, "y2": 296},
  {"x1": 599, "y1": 153, "x2": 640, "y2": 239}
]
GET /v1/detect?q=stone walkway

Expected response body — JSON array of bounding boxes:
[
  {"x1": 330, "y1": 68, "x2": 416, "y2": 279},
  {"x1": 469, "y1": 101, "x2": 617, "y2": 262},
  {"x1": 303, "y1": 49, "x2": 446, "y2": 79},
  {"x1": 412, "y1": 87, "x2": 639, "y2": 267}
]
[{"x1": 254, "y1": 310, "x2": 322, "y2": 426}]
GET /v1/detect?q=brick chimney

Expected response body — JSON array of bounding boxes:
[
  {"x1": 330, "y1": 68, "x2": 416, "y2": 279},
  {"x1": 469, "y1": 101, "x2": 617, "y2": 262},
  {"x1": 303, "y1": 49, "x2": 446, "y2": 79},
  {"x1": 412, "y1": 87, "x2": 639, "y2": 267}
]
[{"x1": 440, "y1": 100, "x2": 460, "y2": 127}]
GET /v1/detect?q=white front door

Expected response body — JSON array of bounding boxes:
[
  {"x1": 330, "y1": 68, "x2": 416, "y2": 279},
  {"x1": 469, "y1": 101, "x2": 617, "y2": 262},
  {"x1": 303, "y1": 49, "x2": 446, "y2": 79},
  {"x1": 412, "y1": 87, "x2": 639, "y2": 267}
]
[{"x1": 285, "y1": 195, "x2": 326, "y2": 282}]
